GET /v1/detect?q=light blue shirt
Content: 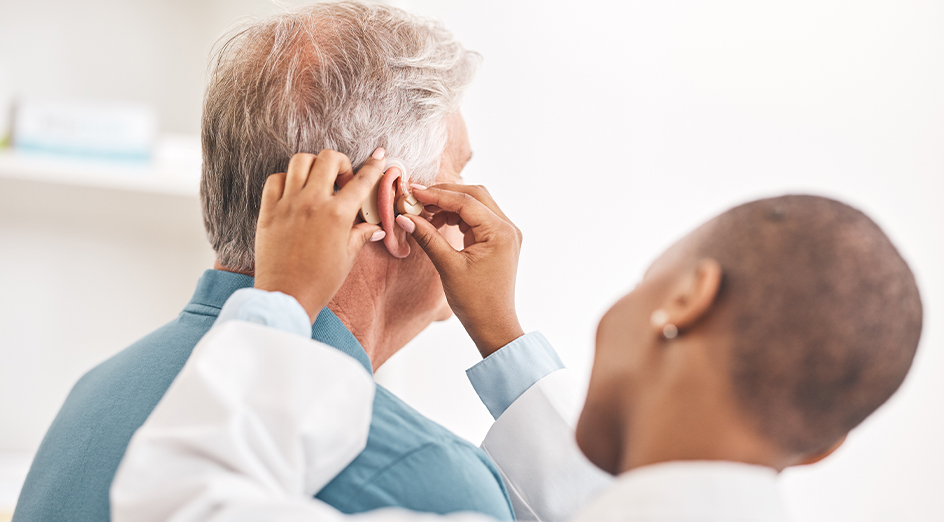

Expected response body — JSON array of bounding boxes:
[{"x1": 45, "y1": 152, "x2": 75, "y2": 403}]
[{"x1": 14, "y1": 269, "x2": 562, "y2": 522}]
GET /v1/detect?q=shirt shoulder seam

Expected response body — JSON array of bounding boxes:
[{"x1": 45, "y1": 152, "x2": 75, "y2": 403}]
[
  {"x1": 344, "y1": 441, "x2": 440, "y2": 503},
  {"x1": 181, "y1": 306, "x2": 222, "y2": 318}
]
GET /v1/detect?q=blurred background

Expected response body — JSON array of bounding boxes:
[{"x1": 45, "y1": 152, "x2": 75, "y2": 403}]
[{"x1": 0, "y1": 0, "x2": 941, "y2": 520}]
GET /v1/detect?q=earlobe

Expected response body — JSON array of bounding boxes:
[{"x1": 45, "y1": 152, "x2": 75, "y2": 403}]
[{"x1": 377, "y1": 166, "x2": 411, "y2": 259}]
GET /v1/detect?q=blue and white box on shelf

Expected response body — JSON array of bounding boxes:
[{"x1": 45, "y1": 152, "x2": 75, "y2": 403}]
[{"x1": 14, "y1": 99, "x2": 157, "y2": 162}]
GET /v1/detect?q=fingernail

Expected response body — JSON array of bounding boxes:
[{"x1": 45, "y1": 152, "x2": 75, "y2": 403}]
[
  {"x1": 410, "y1": 183, "x2": 427, "y2": 191},
  {"x1": 372, "y1": 147, "x2": 386, "y2": 160},
  {"x1": 396, "y1": 214, "x2": 415, "y2": 233},
  {"x1": 370, "y1": 230, "x2": 386, "y2": 242}
]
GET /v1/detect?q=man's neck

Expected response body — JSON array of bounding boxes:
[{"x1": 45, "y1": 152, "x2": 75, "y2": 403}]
[
  {"x1": 327, "y1": 261, "x2": 435, "y2": 372},
  {"x1": 214, "y1": 260, "x2": 429, "y2": 371},
  {"x1": 213, "y1": 260, "x2": 254, "y2": 277}
]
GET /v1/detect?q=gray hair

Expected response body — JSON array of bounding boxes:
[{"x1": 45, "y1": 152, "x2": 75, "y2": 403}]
[{"x1": 201, "y1": 1, "x2": 480, "y2": 271}]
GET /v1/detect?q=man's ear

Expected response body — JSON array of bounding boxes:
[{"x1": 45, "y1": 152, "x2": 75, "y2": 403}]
[
  {"x1": 377, "y1": 166, "x2": 411, "y2": 259},
  {"x1": 662, "y1": 259, "x2": 723, "y2": 333},
  {"x1": 796, "y1": 435, "x2": 846, "y2": 467}
]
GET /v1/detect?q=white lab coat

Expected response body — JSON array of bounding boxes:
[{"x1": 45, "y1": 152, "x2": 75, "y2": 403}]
[
  {"x1": 111, "y1": 321, "x2": 792, "y2": 522},
  {"x1": 111, "y1": 321, "x2": 611, "y2": 522}
]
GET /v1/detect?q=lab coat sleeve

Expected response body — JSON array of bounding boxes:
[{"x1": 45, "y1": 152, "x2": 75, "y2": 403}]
[
  {"x1": 480, "y1": 369, "x2": 614, "y2": 522},
  {"x1": 111, "y1": 320, "x2": 496, "y2": 522}
]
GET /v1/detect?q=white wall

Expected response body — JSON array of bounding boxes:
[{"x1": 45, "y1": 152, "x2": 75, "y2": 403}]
[
  {"x1": 378, "y1": 1, "x2": 944, "y2": 521},
  {"x1": 0, "y1": 0, "x2": 293, "y2": 134},
  {"x1": 0, "y1": 179, "x2": 214, "y2": 450},
  {"x1": 0, "y1": 0, "x2": 289, "y2": 454},
  {"x1": 0, "y1": 1, "x2": 941, "y2": 521}
]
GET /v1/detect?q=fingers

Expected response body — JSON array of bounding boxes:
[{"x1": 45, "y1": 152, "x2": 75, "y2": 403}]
[
  {"x1": 336, "y1": 148, "x2": 387, "y2": 210},
  {"x1": 284, "y1": 153, "x2": 317, "y2": 194},
  {"x1": 408, "y1": 186, "x2": 498, "y2": 233},
  {"x1": 348, "y1": 222, "x2": 385, "y2": 254},
  {"x1": 261, "y1": 172, "x2": 287, "y2": 209},
  {"x1": 430, "y1": 212, "x2": 461, "y2": 230},
  {"x1": 396, "y1": 214, "x2": 460, "y2": 271},
  {"x1": 415, "y1": 184, "x2": 511, "y2": 223},
  {"x1": 305, "y1": 150, "x2": 354, "y2": 196},
  {"x1": 429, "y1": 212, "x2": 450, "y2": 230}
]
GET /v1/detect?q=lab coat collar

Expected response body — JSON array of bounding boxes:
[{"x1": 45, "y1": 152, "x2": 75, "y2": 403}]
[
  {"x1": 573, "y1": 460, "x2": 791, "y2": 521},
  {"x1": 186, "y1": 269, "x2": 373, "y2": 375}
]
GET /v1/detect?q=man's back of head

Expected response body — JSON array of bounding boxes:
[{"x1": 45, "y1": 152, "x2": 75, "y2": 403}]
[{"x1": 201, "y1": 1, "x2": 479, "y2": 272}]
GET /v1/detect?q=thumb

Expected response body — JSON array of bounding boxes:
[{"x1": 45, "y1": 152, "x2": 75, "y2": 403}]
[
  {"x1": 348, "y1": 223, "x2": 385, "y2": 255},
  {"x1": 396, "y1": 214, "x2": 459, "y2": 272}
]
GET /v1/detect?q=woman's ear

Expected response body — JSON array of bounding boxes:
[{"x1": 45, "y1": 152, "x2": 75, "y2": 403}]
[
  {"x1": 662, "y1": 258, "x2": 723, "y2": 333},
  {"x1": 377, "y1": 166, "x2": 411, "y2": 259}
]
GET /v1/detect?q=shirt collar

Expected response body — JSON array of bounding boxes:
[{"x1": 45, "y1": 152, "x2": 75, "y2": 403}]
[
  {"x1": 310, "y1": 306, "x2": 373, "y2": 375},
  {"x1": 186, "y1": 269, "x2": 373, "y2": 375},
  {"x1": 186, "y1": 269, "x2": 255, "y2": 311},
  {"x1": 575, "y1": 461, "x2": 790, "y2": 522}
]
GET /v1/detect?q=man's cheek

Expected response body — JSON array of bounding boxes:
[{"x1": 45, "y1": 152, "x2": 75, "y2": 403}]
[{"x1": 440, "y1": 224, "x2": 464, "y2": 251}]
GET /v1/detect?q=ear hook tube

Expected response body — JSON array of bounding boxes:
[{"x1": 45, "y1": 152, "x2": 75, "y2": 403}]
[{"x1": 387, "y1": 158, "x2": 424, "y2": 216}]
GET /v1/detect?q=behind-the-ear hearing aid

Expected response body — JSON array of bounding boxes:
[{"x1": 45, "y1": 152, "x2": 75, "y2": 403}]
[
  {"x1": 359, "y1": 157, "x2": 424, "y2": 225},
  {"x1": 360, "y1": 174, "x2": 383, "y2": 225},
  {"x1": 391, "y1": 158, "x2": 424, "y2": 217}
]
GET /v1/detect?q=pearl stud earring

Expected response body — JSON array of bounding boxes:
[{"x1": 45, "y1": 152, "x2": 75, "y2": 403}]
[{"x1": 650, "y1": 309, "x2": 679, "y2": 340}]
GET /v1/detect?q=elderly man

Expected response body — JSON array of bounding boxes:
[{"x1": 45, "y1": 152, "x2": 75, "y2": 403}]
[{"x1": 15, "y1": 3, "x2": 591, "y2": 522}]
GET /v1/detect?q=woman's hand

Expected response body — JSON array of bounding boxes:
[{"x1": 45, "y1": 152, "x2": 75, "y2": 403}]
[
  {"x1": 254, "y1": 149, "x2": 387, "y2": 323},
  {"x1": 395, "y1": 184, "x2": 524, "y2": 358}
]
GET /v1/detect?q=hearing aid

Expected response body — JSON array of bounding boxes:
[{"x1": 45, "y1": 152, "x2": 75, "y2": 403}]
[
  {"x1": 388, "y1": 158, "x2": 425, "y2": 217},
  {"x1": 360, "y1": 175, "x2": 383, "y2": 225},
  {"x1": 359, "y1": 157, "x2": 424, "y2": 225}
]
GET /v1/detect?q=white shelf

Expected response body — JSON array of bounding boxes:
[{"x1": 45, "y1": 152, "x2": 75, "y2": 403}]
[{"x1": 0, "y1": 134, "x2": 201, "y2": 197}]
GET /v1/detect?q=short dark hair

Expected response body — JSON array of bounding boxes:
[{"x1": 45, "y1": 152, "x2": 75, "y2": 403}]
[{"x1": 698, "y1": 195, "x2": 923, "y2": 454}]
